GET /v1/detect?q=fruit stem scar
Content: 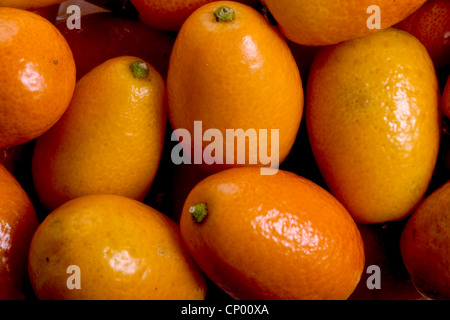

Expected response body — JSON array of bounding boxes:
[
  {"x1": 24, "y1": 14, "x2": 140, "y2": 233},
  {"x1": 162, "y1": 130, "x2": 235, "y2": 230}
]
[
  {"x1": 214, "y1": 6, "x2": 235, "y2": 22},
  {"x1": 130, "y1": 61, "x2": 149, "y2": 78},
  {"x1": 189, "y1": 203, "x2": 208, "y2": 224}
]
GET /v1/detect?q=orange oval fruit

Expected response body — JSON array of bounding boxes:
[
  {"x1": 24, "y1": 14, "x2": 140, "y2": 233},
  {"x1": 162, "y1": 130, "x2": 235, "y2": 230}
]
[
  {"x1": 180, "y1": 167, "x2": 365, "y2": 300},
  {"x1": 32, "y1": 56, "x2": 167, "y2": 211},
  {"x1": 0, "y1": 8, "x2": 76, "y2": 149},
  {"x1": 263, "y1": 0, "x2": 427, "y2": 46},
  {"x1": 130, "y1": 0, "x2": 259, "y2": 31},
  {"x1": 443, "y1": 75, "x2": 450, "y2": 118},
  {"x1": 56, "y1": 12, "x2": 175, "y2": 80},
  {"x1": 394, "y1": 0, "x2": 450, "y2": 70},
  {"x1": 306, "y1": 28, "x2": 441, "y2": 224},
  {"x1": 28, "y1": 194, "x2": 206, "y2": 300},
  {"x1": 400, "y1": 180, "x2": 450, "y2": 300},
  {"x1": 0, "y1": 164, "x2": 39, "y2": 300},
  {"x1": 0, "y1": 0, "x2": 65, "y2": 10},
  {"x1": 168, "y1": 1, "x2": 303, "y2": 173}
]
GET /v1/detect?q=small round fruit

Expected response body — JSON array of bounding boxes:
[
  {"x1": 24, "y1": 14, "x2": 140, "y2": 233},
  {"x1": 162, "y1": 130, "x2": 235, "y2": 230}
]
[
  {"x1": 0, "y1": 165, "x2": 39, "y2": 300},
  {"x1": 0, "y1": 8, "x2": 76, "y2": 149},
  {"x1": 400, "y1": 181, "x2": 450, "y2": 300},
  {"x1": 306, "y1": 28, "x2": 441, "y2": 224},
  {"x1": 28, "y1": 194, "x2": 207, "y2": 300},
  {"x1": 263, "y1": 0, "x2": 427, "y2": 46},
  {"x1": 180, "y1": 167, "x2": 365, "y2": 300},
  {"x1": 32, "y1": 56, "x2": 167, "y2": 211},
  {"x1": 168, "y1": 1, "x2": 303, "y2": 172}
]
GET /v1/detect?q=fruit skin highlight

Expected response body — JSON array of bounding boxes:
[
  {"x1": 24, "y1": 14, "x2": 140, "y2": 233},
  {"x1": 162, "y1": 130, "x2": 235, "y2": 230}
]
[
  {"x1": 28, "y1": 194, "x2": 207, "y2": 300},
  {"x1": 0, "y1": 165, "x2": 39, "y2": 300},
  {"x1": 167, "y1": 1, "x2": 303, "y2": 173},
  {"x1": 180, "y1": 167, "x2": 365, "y2": 300},
  {"x1": 306, "y1": 28, "x2": 441, "y2": 224},
  {"x1": 32, "y1": 56, "x2": 167, "y2": 211},
  {"x1": 400, "y1": 181, "x2": 450, "y2": 300},
  {"x1": 0, "y1": 7, "x2": 76, "y2": 149}
]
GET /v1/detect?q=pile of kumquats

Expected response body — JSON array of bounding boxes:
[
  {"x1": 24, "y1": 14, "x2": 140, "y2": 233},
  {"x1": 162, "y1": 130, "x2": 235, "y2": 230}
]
[{"x1": 0, "y1": 0, "x2": 449, "y2": 301}]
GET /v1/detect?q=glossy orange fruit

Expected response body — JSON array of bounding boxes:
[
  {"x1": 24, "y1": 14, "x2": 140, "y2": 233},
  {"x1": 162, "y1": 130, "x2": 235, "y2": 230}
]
[
  {"x1": 180, "y1": 167, "x2": 365, "y2": 300},
  {"x1": 168, "y1": 1, "x2": 303, "y2": 173},
  {"x1": 56, "y1": 12, "x2": 175, "y2": 80},
  {"x1": 306, "y1": 28, "x2": 441, "y2": 224},
  {"x1": 443, "y1": 75, "x2": 450, "y2": 118},
  {"x1": 0, "y1": 165, "x2": 39, "y2": 300},
  {"x1": 395, "y1": 0, "x2": 450, "y2": 70},
  {"x1": 400, "y1": 180, "x2": 450, "y2": 300},
  {"x1": 32, "y1": 56, "x2": 167, "y2": 212},
  {"x1": 28, "y1": 194, "x2": 207, "y2": 300},
  {"x1": 0, "y1": 0, "x2": 65, "y2": 10},
  {"x1": 130, "y1": 0, "x2": 259, "y2": 31},
  {"x1": 263, "y1": 0, "x2": 427, "y2": 46},
  {"x1": 0, "y1": 8, "x2": 76, "y2": 149}
]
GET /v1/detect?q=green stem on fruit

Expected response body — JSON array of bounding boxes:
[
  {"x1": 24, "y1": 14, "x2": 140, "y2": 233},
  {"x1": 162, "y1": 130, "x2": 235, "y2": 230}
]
[
  {"x1": 189, "y1": 203, "x2": 208, "y2": 224},
  {"x1": 130, "y1": 61, "x2": 149, "y2": 78},
  {"x1": 214, "y1": 6, "x2": 235, "y2": 22}
]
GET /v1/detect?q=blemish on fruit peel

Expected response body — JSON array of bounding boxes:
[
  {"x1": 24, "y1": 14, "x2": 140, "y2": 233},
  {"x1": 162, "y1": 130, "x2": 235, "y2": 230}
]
[
  {"x1": 171, "y1": 121, "x2": 280, "y2": 175},
  {"x1": 367, "y1": 5, "x2": 381, "y2": 30}
]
